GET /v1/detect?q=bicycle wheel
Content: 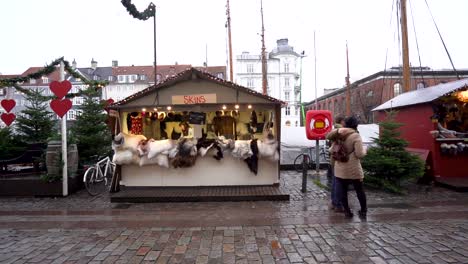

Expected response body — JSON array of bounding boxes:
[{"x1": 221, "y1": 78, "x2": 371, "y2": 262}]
[
  {"x1": 84, "y1": 167, "x2": 105, "y2": 196},
  {"x1": 294, "y1": 154, "x2": 310, "y2": 173},
  {"x1": 105, "y1": 163, "x2": 116, "y2": 191}
]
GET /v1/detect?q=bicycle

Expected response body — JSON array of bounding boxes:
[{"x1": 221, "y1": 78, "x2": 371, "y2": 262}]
[
  {"x1": 83, "y1": 156, "x2": 116, "y2": 196},
  {"x1": 293, "y1": 144, "x2": 330, "y2": 173}
]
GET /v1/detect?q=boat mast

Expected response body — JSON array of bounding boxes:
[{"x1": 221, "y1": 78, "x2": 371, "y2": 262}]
[
  {"x1": 401, "y1": 0, "x2": 411, "y2": 92},
  {"x1": 345, "y1": 41, "x2": 351, "y2": 116},
  {"x1": 260, "y1": 0, "x2": 268, "y2": 95},
  {"x1": 226, "y1": 0, "x2": 234, "y2": 81}
]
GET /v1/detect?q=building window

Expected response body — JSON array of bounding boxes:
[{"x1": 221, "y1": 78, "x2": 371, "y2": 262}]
[
  {"x1": 30, "y1": 78, "x2": 36, "y2": 84},
  {"x1": 216, "y1": 72, "x2": 224, "y2": 79},
  {"x1": 367, "y1": 90, "x2": 373, "y2": 97},
  {"x1": 247, "y1": 78, "x2": 254, "y2": 88},
  {"x1": 74, "y1": 97, "x2": 84, "y2": 105},
  {"x1": 108, "y1": 76, "x2": 113, "y2": 82},
  {"x1": 247, "y1": 64, "x2": 254, "y2": 73},
  {"x1": 42, "y1": 77, "x2": 49, "y2": 84},
  {"x1": 139, "y1": 75, "x2": 146, "y2": 81},
  {"x1": 285, "y1": 106, "x2": 290, "y2": 116},
  {"x1": 417, "y1": 82, "x2": 425, "y2": 89},
  {"x1": 156, "y1": 74, "x2": 162, "y2": 83},
  {"x1": 131, "y1": 75, "x2": 137, "y2": 82},
  {"x1": 67, "y1": 110, "x2": 76, "y2": 120},
  {"x1": 295, "y1": 106, "x2": 299, "y2": 115},
  {"x1": 393, "y1": 83, "x2": 402, "y2": 96},
  {"x1": 93, "y1": 75, "x2": 99, "y2": 81},
  {"x1": 285, "y1": 91, "x2": 290, "y2": 101},
  {"x1": 0, "y1": 88, "x2": 4, "y2": 96},
  {"x1": 295, "y1": 121, "x2": 298, "y2": 127},
  {"x1": 284, "y1": 63, "x2": 289, "y2": 73},
  {"x1": 118, "y1": 75, "x2": 124, "y2": 83},
  {"x1": 284, "y1": 77, "x2": 290, "y2": 87}
]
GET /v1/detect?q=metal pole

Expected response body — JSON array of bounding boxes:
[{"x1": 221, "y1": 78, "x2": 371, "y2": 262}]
[
  {"x1": 301, "y1": 154, "x2": 308, "y2": 193},
  {"x1": 153, "y1": 3, "x2": 157, "y2": 86},
  {"x1": 60, "y1": 61, "x2": 68, "y2": 196},
  {"x1": 315, "y1": 140, "x2": 320, "y2": 175},
  {"x1": 314, "y1": 31, "x2": 318, "y2": 110},
  {"x1": 300, "y1": 53, "x2": 306, "y2": 126},
  {"x1": 400, "y1": 0, "x2": 411, "y2": 92},
  {"x1": 226, "y1": 0, "x2": 234, "y2": 82},
  {"x1": 260, "y1": 0, "x2": 268, "y2": 95}
]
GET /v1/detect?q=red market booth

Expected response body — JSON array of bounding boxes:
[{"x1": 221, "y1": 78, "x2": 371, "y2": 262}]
[
  {"x1": 107, "y1": 68, "x2": 289, "y2": 202},
  {"x1": 373, "y1": 79, "x2": 468, "y2": 189}
]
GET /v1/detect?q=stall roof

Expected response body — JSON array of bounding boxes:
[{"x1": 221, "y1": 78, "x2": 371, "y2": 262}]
[
  {"x1": 373, "y1": 78, "x2": 468, "y2": 111},
  {"x1": 111, "y1": 67, "x2": 284, "y2": 107}
]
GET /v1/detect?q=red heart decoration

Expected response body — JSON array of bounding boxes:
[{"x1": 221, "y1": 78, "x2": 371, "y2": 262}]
[
  {"x1": 49, "y1": 80, "x2": 72, "y2": 99},
  {"x1": 50, "y1": 99, "x2": 72, "y2": 118},
  {"x1": 104, "y1": 98, "x2": 114, "y2": 113},
  {"x1": 1, "y1": 99, "x2": 16, "y2": 113},
  {"x1": 1, "y1": 113, "x2": 16, "y2": 126}
]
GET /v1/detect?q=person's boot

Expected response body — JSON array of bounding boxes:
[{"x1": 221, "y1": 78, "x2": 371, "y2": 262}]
[
  {"x1": 344, "y1": 210, "x2": 353, "y2": 218},
  {"x1": 358, "y1": 210, "x2": 367, "y2": 219}
]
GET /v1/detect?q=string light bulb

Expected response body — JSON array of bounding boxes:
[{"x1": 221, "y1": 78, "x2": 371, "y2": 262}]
[
  {"x1": 222, "y1": 105, "x2": 227, "y2": 110},
  {"x1": 167, "y1": 106, "x2": 172, "y2": 111},
  {"x1": 248, "y1": 104, "x2": 252, "y2": 109},
  {"x1": 235, "y1": 104, "x2": 239, "y2": 109}
]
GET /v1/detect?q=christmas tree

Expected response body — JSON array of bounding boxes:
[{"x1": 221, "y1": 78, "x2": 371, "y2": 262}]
[
  {"x1": 362, "y1": 110, "x2": 425, "y2": 193},
  {"x1": 15, "y1": 88, "x2": 55, "y2": 143},
  {"x1": 70, "y1": 87, "x2": 111, "y2": 164}
]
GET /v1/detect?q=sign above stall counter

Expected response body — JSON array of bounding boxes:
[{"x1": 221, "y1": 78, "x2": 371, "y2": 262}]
[{"x1": 172, "y1": 94, "x2": 217, "y2": 105}]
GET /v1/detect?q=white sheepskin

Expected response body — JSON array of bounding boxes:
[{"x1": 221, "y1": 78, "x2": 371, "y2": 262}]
[
  {"x1": 139, "y1": 154, "x2": 169, "y2": 168},
  {"x1": 257, "y1": 140, "x2": 279, "y2": 161},
  {"x1": 113, "y1": 149, "x2": 140, "y2": 165},
  {"x1": 231, "y1": 140, "x2": 253, "y2": 159},
  {"x1": 113, "y1": 132, "x2": 147, "y2": 153},
  {"x1": 146, "y1": 139, "x2": 177, "y2": 159}
]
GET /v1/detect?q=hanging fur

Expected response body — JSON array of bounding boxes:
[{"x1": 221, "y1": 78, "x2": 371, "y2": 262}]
[
  {"x1": 112, "y1": 132, "x2": 147, "y2": 153},
  {"x1": 112, "y1": 149, "x2": 140, "y2": 165},
  {"x1": 231, "y1": 140, "x2": 253, "y2": 159},
  {"x1": 257, "y1": 133, "x2": 279, "y2": 161},
  {"x1": 139, "y1": 154, "x2": 169, "y2": 168},
  {"x1": 138, "y1": 139, "x2": 177, "y2": 159},
  {"x1": 197, "y1": 138, "x2": 224, "y2": 160},
  {"x1": 171, "y1": 138, "x2": 198, "y2": 168},
  {"x1": 244, "y1": 139, "x2": 259, "y2": 175},
  {"x1": 249, "y1": 110, "x2": 258, "y2": 133}
]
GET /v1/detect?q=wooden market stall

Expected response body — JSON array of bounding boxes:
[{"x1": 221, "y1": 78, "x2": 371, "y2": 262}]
[
  {"x1": 373, "y1": 78, "x2": 468, "y2": 190},
  {"x1": 107, "y1": 68, "x2": 289, "y2": 201}
]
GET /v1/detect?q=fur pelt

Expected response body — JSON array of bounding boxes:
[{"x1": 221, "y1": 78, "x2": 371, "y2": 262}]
[
  {"x1": 139, "y1": 154, "x2": 169, "y2": 168},
  {"x1": 112, "y1": 149, "x2": 140, "y2": 165},
  {"x1": 231, "y1": 140, "x2": 253, "y2": 159},
  {"x1": 196, "y1": 138, "x2": 224, "y2": 160},
  {"x1": 171, "y1": 138, "x2": 198, "y2": 168},
  {"x1": 137, "y1": 139, "x2": 177, "y2": 159},
  {"x1": 112, "y1": 132, "x2": 147, "y2": 153},
  {"x1": 257, "y1": 133, "x2": 279, "y2": 161},
  {"x1": 244, "y1": 139, "x2": 259, "y2": 175}
]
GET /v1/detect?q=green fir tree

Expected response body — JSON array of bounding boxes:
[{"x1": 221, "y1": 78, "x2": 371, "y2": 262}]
[
  {"x1": 15, "y1": 88, "x2": 55, "y2": 143},
  {"x1": 70, "y1": 87, "x2": 111, "y2": 164},
  {"x1": 361, "y1": 110, "x2": 425, "y2": 193},
  {"x1": 0, "y1": 127, "x2": 27, "y2": 160}
]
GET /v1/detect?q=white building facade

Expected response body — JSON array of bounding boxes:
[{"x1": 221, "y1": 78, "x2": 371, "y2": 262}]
[{"x1": 236, "y1": 39, "x2": 302, "y2": 127}]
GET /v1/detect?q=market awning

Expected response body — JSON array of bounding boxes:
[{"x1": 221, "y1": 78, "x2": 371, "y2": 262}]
[{"x1": 372, "y1": 78, "x2": 468, "y2": 111}]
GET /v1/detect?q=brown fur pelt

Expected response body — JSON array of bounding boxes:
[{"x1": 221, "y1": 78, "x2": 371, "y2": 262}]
[{"x1": 171, "y1": 138, "x2": 198, "y2": 168}]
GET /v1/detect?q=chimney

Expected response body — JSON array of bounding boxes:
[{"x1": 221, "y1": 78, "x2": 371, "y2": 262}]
[
  {"x1": 91, "y1": 58, "x2": 97, "y2": 69},
  {"x1": 112, "y1": 60, "x2": 118, "y2": 67},
  {"x1": 72, "y1": 59, "x2": 77, "y2": 69},
  {"x1": 277, "y1": 38, "x2": 288, "y2": 47}
]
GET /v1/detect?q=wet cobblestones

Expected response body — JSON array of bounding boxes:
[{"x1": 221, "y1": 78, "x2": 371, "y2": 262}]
[{"x1": 1, "y1": 170, "x2": 468, "y2": 263}]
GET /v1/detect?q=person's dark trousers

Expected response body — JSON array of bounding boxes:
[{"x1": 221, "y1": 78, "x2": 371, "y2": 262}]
[
  {"x1": 336, "y1": 177, "x2": 367, "y2": 214},
  {"x1": 331, "y1": 170, "x2": 342, "y2": 208}
]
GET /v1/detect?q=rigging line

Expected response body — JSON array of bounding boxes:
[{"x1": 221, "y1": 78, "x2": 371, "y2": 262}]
[
  {"x1": 409, "y1": 0, "x2": 425, "y2": 85},
  {"x1": 396, "y1": 0, "x2": 403, "y2": 89},
  {"x1": 424, "y1": 0, "x2": 460, "y2": 80},
  {"x1": 382, "y1": 0, "x2": 397, "y2": 104}
]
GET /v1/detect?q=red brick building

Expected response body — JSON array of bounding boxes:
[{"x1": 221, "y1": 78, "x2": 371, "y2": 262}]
[{"x1": 303, "y1": 67, "x2": 468, "y2": 123}]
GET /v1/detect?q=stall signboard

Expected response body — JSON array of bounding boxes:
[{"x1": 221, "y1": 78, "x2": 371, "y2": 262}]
[
  {"x1": 172, "y1": 94, "x2": 217, "y2": 105},
  {"x1": 305, "y1": 110, "x2": 332, "y2": 140}
]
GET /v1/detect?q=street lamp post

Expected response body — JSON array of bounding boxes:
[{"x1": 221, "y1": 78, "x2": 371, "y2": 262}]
[{"x1": 299, "y1": 51, "x2": 306, "y2": 126}]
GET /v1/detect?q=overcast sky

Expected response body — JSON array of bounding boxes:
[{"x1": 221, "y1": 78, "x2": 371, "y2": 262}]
[{"x1": 1, "y1": 0, "x2": 467, "y2": 101}]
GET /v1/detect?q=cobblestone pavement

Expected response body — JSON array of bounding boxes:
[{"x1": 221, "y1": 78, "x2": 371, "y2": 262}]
[{"x1": 1, "y1": 171, "x2": 468, "y2": 263}]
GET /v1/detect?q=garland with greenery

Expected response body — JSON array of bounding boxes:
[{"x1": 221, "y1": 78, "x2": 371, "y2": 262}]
[
  {"x1": 121, "y1": 0, "x2": 155, "y2": 21},
  {"x1": 0, "y1": 57, "x2": 108, "y2": 99}
]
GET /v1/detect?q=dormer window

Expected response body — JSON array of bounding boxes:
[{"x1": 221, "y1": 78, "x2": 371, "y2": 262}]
[
  {"x1": 140, "y1": 75, "x2": 146, "y2": 81},
  {"x1": 108, "y1": 76, "x2": 113, "y2": 81},
  {"x1": 93, "y1": 75, "x2": 99, "y2": 81},
  {"x1": 30, "y1": 78, "x2": 36, "y2": 84},
  {"x1": 42, "y1": 77, "x2": 49, "y2": 84}
]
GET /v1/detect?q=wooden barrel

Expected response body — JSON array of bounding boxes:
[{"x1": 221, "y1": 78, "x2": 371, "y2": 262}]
[{"x1": 46, "y1": 141, "x2": 79, "y2": 177}]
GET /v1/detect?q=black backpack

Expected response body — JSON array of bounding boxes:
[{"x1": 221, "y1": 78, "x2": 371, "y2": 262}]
[{"x1": 331, "y1": 130, "x2": 354, "y2": 162}]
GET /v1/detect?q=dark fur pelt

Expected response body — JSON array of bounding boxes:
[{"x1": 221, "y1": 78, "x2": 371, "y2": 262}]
[
  {"x1": 244, "y1": 139, "x2": 259, "y2": 175},
  {"x1": 172, "y1": 138, "x2": 198, "y2": 168},
  {"x1": 196, "y1": 138, "x2": 224, "y2": 161}
]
